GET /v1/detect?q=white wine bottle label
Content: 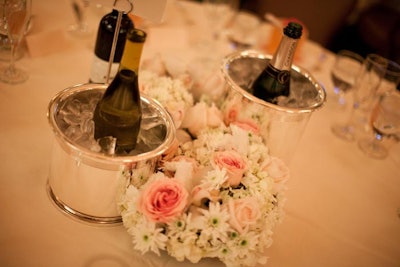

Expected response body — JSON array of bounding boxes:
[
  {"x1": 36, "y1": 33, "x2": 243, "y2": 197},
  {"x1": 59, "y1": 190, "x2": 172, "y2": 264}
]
[{"x1": 89, "y1": 55, "x2": 120, "y2": 83}]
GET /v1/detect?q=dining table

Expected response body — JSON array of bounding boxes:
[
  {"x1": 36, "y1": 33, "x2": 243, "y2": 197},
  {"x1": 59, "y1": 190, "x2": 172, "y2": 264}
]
[{"x1": 0, "y1": 0, "x2": 399, "y2": 267}]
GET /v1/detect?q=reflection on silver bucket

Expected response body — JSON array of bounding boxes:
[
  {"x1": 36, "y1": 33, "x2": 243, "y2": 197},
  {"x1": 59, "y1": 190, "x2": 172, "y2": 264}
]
[
  {"x1": 47, "y1": 84, "x2": 175, "y2": 225},
  {"x1": 221, "y1": 50, "x2": 326, "y2": 163}
]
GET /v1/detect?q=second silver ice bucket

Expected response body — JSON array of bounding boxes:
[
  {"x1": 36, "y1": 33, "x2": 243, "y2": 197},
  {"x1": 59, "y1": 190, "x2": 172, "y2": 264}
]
[{"x1": 221, "y1": 50, "x2": 326, "y2": 163}]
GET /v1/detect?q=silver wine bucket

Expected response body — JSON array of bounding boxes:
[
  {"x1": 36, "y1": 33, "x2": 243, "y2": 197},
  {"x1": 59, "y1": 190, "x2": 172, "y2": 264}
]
[
  {"x1": 47, "y1": 83, "x2": 175, "y2": 224},
  {"x1": 221, "y1": 50, "x2": 326, "y2": 163}
]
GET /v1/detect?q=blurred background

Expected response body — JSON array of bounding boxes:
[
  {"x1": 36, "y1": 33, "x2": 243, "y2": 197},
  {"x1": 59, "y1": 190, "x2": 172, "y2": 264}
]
[{"x1": 240, "y1": 0, "x2": 400, "y2": 64}]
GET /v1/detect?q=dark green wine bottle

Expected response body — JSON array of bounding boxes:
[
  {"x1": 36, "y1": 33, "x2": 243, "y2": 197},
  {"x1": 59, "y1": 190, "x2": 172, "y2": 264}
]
[
  {"x1": 93, "y1": 69, "x2": 142, "y2": 154},
  {"x1": 89, "y1": 9, "x2": 134, "y2": 83},
  {"x1": 251, "y1": 22, "x2": 303, "y2": 104},
  {"x1": 93, "y1": 27, "x2": 147, "y2": 154}
]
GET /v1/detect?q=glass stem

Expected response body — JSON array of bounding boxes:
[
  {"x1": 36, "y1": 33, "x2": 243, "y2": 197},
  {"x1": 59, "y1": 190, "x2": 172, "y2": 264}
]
[
  {"x1": 338, "y1": 90, "x2": 346, "y2": 106},
  {"x1": 369, "y1": 132, "x2": 383, "y2": 152},
  {"x1": 8, "y1": 40, "x2": 17, "y2": 74},
  {"x1": 345, "y1": 100, "x2": 356, "y2": 126}
]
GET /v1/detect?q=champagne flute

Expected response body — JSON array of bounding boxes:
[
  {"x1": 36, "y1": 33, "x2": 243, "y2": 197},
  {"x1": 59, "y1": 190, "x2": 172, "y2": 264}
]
[
  {"x1": 67, "y1": 0, "x2": 91, "y2": 37},
  {"x1": 330, "y1": 50, "x2": 363, "y2": 141},
  {"x1": 358, "y1": 91, "x2": 400, "y2": 159},
  {"x1": 0, "y1": 0, "x2": 31, "y2": 84}
]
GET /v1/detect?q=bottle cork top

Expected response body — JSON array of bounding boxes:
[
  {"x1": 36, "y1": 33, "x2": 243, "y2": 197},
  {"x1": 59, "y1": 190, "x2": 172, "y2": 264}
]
[
  {"x1": 284, "y1": 22, "x2": 303, "y2": 39},
  {"x1": 128, "y1": 28, "x2": 147, "y2": 43}
]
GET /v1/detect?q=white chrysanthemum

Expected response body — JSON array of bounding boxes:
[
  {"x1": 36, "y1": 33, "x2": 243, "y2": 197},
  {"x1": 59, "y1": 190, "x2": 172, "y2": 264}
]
[
  {"x1": 218, "y1": 230, "x2": 267, "y2": 267},
  {"x1": 167, "y1": 212, "x2": 191, "y2": 236},
  {"x1": 199, "y1": 202, "x2": 231, "y2": 236},
  {"x1": 130, "y1": 218, "x2": 167, "y2": 256},
  {"x1": 192, "y1": 146, "x2": 211, "y2": 166},
  {"x1": 194, "y1": 126, "x2": 232, "y2": 153},
  {"x1": 118, "y1": 185, "x2": 140, "y2": 214},
  {"x1": 220, "y1": 186, "x2": 249, "y2": 201},
  {"x1": 202, "y1": 168, "x2": 227, "y2": 189},
  {"x1": 140, "y1": 71, "x2": 192, "y2": 102},
  {"x1": 168, "y1": 233, "x2": 203, "y2": 263},
  {"x1": 247, "y1": 143, "x2": 271, "y2": 170},
  {"x1": 139, "y1": 70, "x2": 194, "y2": 128},
  {"x1": 166, "y1": 212, "x2": 208, "y2": 263}
]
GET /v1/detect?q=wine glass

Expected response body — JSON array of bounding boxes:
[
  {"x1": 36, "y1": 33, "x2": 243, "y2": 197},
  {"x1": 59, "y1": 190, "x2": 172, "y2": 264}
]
[
  {"x1": 330, "y1": 50, "x2": 364, "y2": 141},
  {"x1": 0, "y1": 3, "x2": 10, "y2": 60},
  {"x1": 228, "y1": 11, "x2": 260, "y2": 50},
  {"x1": 203, "y1": 0, "x2": 238, "y2": 41},
  {"x1": 358, "y1": 91, "x2": 400, "y2": 159},
  {"x1": 67, "y1": 0, "x2": 92, "y2": 37},
  {"x1": 0, "y1": 0, "x2": 28, "y2": 62},
  {"x1": 375, "y1": 58, "x2": 400, "y2": 96},
  {"x1": 0, "y1": 0, "x2": 31, "y2": 84},
  {"x1": 331, "y1": 53, "x2": 385, "y2": 142},
  {"x1": 330, "y1": 50, "x2": 364, "y2": 107}
]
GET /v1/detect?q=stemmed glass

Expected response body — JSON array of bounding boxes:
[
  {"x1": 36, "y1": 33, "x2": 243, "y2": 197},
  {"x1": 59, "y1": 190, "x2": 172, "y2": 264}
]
[
  {"x1": 330, "y1": 50, "x2": 364, "y2": 141},
  {"x1": 203, "y1": 0, "x2": 238, "y2": 41},
  {"x1": 358, "y1": 91, "x2": 400, "y2": 159},
  {"x1": 0, "y1": 0, "x2": 31, "y2": 84},
  {"x1": 374, "y1": 58, "x2": 400, "y2": 96},
  {"x1": 331, "y1": 50, "x2": 364, "y2": 107},
  {"x1": 0, "y1": 2, "x2": 9, "y2": 60},
  {"x1": 228, "y1": 11, "x2": 260, "y2": 49},
  {"x1": 331, "y1": 54, "x2": 386, "y2": 142},
  {"x1": 67, "y1": 0, "x2": 91, "y2": 37}
]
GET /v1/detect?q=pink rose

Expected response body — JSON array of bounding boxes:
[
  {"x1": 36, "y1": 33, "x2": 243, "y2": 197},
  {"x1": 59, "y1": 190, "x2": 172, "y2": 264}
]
[
  {"x1": 227, "y1": 197, "x2": 261, "y2": 234},
  {"x1": 213, "y1": 150, "x2": 246, "y2": 186},
  {"x1": 187, "y1": 59, "x2": 226, "y2": 102},
  {"x1": 222, "y1": 95, "x2": 242, "y2": 125},
  {"x1": 263, "y1": 157, "x2": 289, "y2": 193},
  {"x1": 264, "y1": 156, "x2": 289, "y2": 182},
  {"x1": 181, "y1": 102, "x2": 223, "y2": 137},
  {"x1": 198, "y1": 72, "x2": 226, "y2": 102},
  {"x1": 231, "y1": 119, "x2": 260, "y2": 135},
  {"x1": 165, "y1": 102, "x2": 186, "y2": 129},
  {"x1": 138, "y1": 175, "x2": 189, "y2": 223},
  {"x1": 206, "y1": 104, "x2": 224, "y2": 128},
  {"x1": 223, "y1": 105, "x2": 240, "y2": 125}
]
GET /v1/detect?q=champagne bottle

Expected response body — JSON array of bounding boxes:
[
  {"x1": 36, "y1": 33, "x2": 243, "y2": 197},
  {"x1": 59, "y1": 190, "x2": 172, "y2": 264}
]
[
  {"x1": 89, "y1": 9, "x2": 134, "y2": 83},
  {"x1": 251, "y1": 22, "x2": 303, "y2": 104},
  {"x1": 93, "y1": 27, "x2": 147, "y2": 154}
]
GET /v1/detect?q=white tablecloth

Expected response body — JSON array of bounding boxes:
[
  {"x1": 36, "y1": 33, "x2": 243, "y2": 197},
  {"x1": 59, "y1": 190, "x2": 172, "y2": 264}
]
[{"x1": 0, "y1": 1, "x2": 399, "y2": 267}]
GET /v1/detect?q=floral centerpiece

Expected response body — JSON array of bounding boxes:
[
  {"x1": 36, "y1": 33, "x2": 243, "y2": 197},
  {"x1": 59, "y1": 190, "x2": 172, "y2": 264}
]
[{"x1": 118, "y1": 67, "x2": 289, "y2": 267}]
